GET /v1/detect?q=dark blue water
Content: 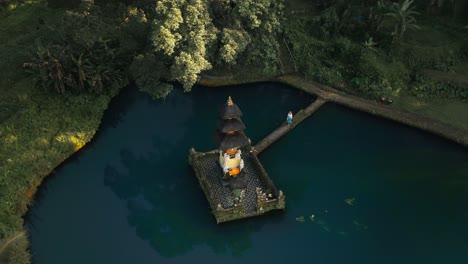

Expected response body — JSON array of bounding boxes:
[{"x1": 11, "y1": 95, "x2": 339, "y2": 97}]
[{"x1": 26, "y1": 83, "x2": 468, "y2": 264}]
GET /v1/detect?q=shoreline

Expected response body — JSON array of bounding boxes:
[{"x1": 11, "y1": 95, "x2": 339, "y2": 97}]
[
  {"x1": 199, "y1": 74, "x2": 468, "y2": 148},
  {"x1": 5, "y1": 74, "x2": 467, "y2": 263}
]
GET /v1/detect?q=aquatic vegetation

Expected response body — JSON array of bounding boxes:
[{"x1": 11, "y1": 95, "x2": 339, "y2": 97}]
[
  {"x1": 344, "y1": 197, "x2": 355, "y2": 206},
  {"x1": 316, "y1": 219, "x2": 331, "y2": 232},
  {"x1": 353, "y1": 220, "x2": 369, "y2": 231},
  {"x1": 295, "y1": 216, "x2": 305, "y2": 223}
]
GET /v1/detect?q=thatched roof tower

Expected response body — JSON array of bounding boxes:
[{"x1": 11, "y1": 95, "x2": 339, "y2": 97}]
[{"x1": 217, "y1": 96, "x2": 249, "y2": 151}]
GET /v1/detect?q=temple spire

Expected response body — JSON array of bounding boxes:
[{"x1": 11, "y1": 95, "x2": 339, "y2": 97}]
[{"x1": 227, "y1": 96, "x2": 233, "y2": 106}]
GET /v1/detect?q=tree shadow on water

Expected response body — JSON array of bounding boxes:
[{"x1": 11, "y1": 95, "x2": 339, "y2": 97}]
[{"x1": 104, "y1": 147, "x2": 284, "y2": 258}]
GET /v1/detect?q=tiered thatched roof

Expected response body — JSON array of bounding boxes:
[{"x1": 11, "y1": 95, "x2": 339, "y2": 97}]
[
  {"x1": 216, "y1": 96, "x2": 249, "y2": 150},
  {"x1": 218, "y1": 131, "x2": 250, "y2": 150},
  {"x1": 217, "y1": 118, "x2": 246, "y2": 133},
  {"x1": 220, "y1": 96, "x2": 243, "y2": 119}
]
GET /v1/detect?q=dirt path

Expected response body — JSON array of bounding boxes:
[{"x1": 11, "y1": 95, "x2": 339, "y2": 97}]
[{"x1": 0, "y1": 231, "x2": 25, "y2": 256}]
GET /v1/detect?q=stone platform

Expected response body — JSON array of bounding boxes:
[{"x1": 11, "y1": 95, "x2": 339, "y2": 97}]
[{"x1": 189, "y1": 147, "x2": 285, "y2": 223}]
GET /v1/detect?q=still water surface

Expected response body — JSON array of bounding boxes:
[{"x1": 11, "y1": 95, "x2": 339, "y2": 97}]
[{"x1": 26, "y1": 83, "x2": 468, "y2": 264}]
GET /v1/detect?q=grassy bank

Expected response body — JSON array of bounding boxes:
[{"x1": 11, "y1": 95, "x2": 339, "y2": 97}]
[{"x1": 0, "y1": 2, "x2": 121, "y2": 262}]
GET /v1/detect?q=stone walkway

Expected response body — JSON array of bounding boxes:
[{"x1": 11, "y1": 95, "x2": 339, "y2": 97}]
[
  {"x1": 277, "y1": 74, "x2": 468, "y2": 147},
  {"x1": 254, "y1": 98, "x2": 327, "y2": 153},
  {"x1": 198, "y1": 73, "x2": 468, "y2": 147},
  {"x1": 195, "y1": 152, "x2": 268, "y2": 213}
]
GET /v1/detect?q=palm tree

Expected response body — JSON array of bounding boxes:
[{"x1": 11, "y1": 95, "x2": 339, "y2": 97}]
[
  {"x1": 367, "y1": 0, "x2": 389, "y2": 32},
  {"x1": 385, "y1": 0, "x2": 421, "y2": 43}
]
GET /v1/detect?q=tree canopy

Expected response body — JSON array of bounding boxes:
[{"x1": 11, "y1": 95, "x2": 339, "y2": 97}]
[
  {"x1": 24, "y1": 0, "x2": 285, "y2": 95},
  {"x1": 149, "y1": 0, "x2": 284, "y2": 91}
]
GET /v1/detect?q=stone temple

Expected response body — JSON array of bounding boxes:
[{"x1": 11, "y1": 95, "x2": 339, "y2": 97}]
[{"x1": 189, "y1": 96, "x2": 285, "y2": 223}]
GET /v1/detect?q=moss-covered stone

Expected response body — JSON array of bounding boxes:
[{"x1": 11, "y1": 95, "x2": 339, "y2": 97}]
[{"x1": 189, "y1": 147, "x2": 285, "y2": 223}]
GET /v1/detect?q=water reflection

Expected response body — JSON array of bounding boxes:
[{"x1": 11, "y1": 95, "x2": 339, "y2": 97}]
[
  {"x1": 26, "y1": 83, "x2": 468, "y2": 264},
  {"x1": 104, "y1": 147, "x2": 283, "y2": 257},
  {"x1": 97, "y1": 83, "x2": 304, "y2": 257}
]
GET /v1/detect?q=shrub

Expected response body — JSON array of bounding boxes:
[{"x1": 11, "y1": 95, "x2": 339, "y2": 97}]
[
  {"x1": 311, "y1": 66, "x2": 343, "y2": 84},
  {"x1": 395, "y1": 44, "x2": 460, "y2": 73},
  {"x1": 350, "y1": 77, "x2": 385, "y2": 97},
  {"x1": 24, "y1": 2, "x2": 129, "y2": 94},
  {"x1": 129, "y1": 53, "x2": 172, "y2": 99},
  {"x1": 25, "y1": 39, "x2": 126, "y2": 94},
  {"x1": 358, "y1": 51, "x2": 409, "y2": 82},
  {"x1": 407, "y1": 76, "x2": 468, "y2": 99},
  {"x1": 118, "y1": 6, "x2": 150, "y2": 59}
]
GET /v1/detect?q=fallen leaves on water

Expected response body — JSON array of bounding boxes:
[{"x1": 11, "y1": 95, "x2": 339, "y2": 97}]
[
  {"x1": 345, "y1": 197, "x2": 355, "y2": 206},
  {"x1": 295, "y1": 216, "x2": 305, "y2": 223}
]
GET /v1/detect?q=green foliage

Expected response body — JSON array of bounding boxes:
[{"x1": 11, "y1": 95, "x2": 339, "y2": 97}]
[
  {"x1": 245, "y1": 35, "x2": 281, "y2": 76},
  {"x1": 25, "y1": 1, "x2": 128, "y2": 94},
  {"x1": 234, "y1": 0, "x2": 283, "y2": 76},
  {"x1": 363, "y1": 37, "x2": 378, "y2": 51},
  {"x1": 129, "y1": 53, "x2": 172, "y2": 99},
  {"x1": 395, "y1": 44, "x2": 459, "y2": 72},
  {"x1": 118, "y1": 6, "x2": 150, "y2": 59},
  {"x1": 297, "y1": 7, "x2": 341, "y2": 39},
  {"x1": 150, "y1": 0, "x2": 284, "y2": 90},
  {"x1": 27, "y1": 39, "x2": 125, "y2": 94},
  {"x1": 285, "y1": 4, "x2": 467, "y2": 100},
  {"x1": 284, "y1": 16, "x2": 355, "y2": 84},
  {"x1": 385, "y1": 0, "x2": 421, "y2": 42},
  {"x1": 0, "y1": 0, "x2": 129, "y2": 244},
  {"x1": 151, "y1": 0, "x2": 218, "y2": 90},
  {"x1": 407, "y1": 75, "x2": 468, "y2": 99},
  {"x1": 353, "y1": 51, "x2": 410, "y2": 93},
  {"x1": 235, "y1": 0, "x2": 283, "y2": 32},
  {"x1": 0, "y1": 88, "x2": 117, "y2": 237},
  {"x1": 285, "y1": 13, "x2": 413, "y2": 96},
  {"x1": 0, "y1": 0, "x2": 25, "y2": 9},
  {"x1": 367, "y1": 0, "x2": 390, "y2": 32},
  {"x1": 219, "y1": 28, "x2": 250, "y2": 64}
]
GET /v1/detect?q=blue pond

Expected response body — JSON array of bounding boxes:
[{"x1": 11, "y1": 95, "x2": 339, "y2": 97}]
[{"x1": 26, "y1": 83, "x2": 468, "y2": 264}]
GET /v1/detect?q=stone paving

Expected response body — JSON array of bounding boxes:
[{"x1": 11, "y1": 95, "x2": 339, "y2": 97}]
[
  {"x1": 195, "y1": 152, "x2": 269, "y2": 214},
  {"x1": 254, "y1": 98, "x2": 326, "y2": 154}
]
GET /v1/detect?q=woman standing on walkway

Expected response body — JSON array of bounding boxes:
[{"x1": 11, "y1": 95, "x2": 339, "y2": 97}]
[{"x1": 287, "y1": 111, "x2": 293, "y2": 125}]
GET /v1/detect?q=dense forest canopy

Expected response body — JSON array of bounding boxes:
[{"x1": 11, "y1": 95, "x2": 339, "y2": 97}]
[
  {"x1": 148, "y1": 0, "x2": 284, "y2": 90},
  {"x1": 14, "y1": 0, "x2": 468, "y2": 98},
  {"x1": 22, "y1": 0, "x2": 284, "y2": 96}
]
